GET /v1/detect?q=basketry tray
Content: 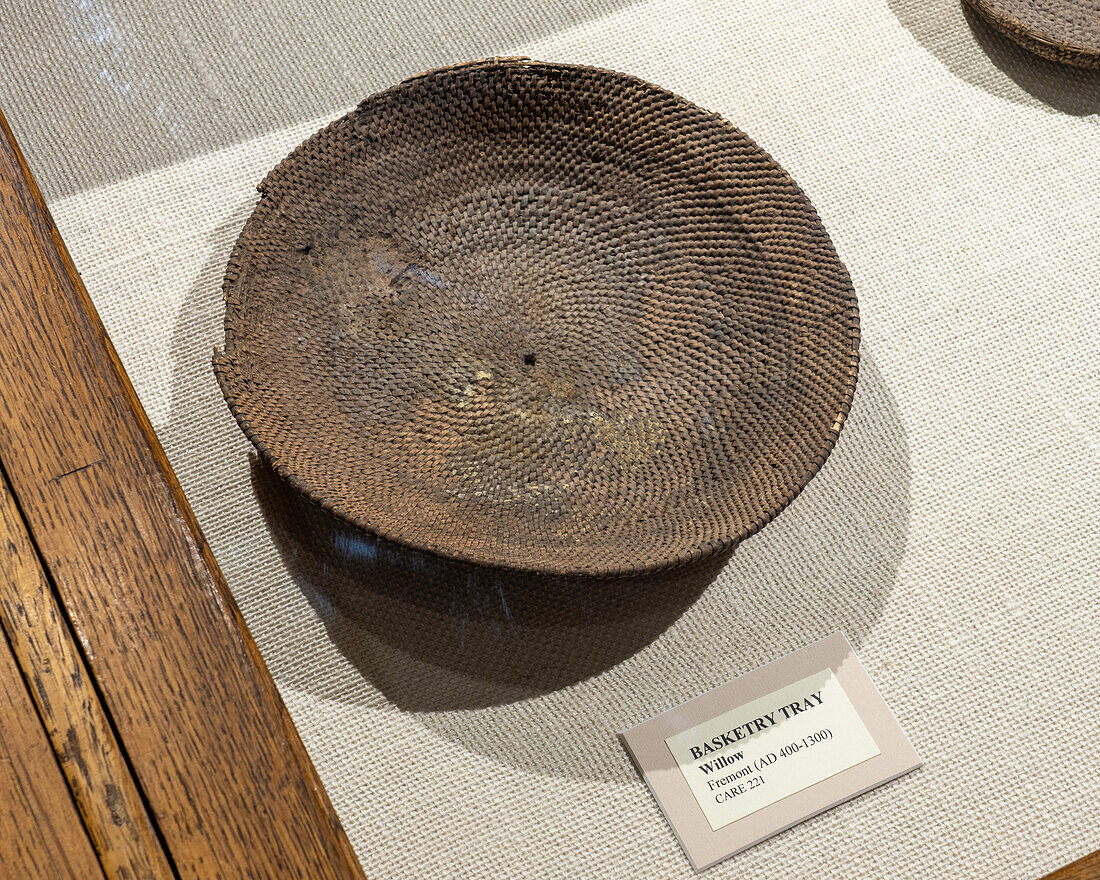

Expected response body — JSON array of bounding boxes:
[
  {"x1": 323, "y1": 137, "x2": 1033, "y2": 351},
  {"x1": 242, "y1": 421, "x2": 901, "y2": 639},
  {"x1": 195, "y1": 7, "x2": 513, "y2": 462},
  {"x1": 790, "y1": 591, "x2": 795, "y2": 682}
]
[
  {"x1": 214, "y1": 59, "x2": 859, "y2": 577},
  {"x1": 965, "y1": 0, "x2": 1100, "y2": 67}
]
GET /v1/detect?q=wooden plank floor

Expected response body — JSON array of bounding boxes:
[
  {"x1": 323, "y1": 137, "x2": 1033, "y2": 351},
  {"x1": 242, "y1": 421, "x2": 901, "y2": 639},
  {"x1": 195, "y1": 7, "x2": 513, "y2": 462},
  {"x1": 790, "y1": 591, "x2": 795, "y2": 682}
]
[
  {"x1": 0, "y1": 624, "x2": 106, "y2": 880},
  {"x1": 0, "y1": 467, "x2": 174, "y2": 880},
  {"x1": 1046, "y1": 853, "x2": 1100, "y2": 880},
  {"x1": 0, "y1": 107, "x2": 365, "y2": 879},
  {"x1": 0, "y1": 100, "x2": 1094, "y2": 880}
]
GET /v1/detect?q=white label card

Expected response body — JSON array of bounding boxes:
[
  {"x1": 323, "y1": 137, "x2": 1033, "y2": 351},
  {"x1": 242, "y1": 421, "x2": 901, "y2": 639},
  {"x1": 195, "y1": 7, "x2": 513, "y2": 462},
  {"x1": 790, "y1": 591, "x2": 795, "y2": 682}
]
[
  {"x1": 665, "y1": 668, "x2": 880, "y2": 831},
  {"x1": 620, "y1": 634, "x2": 920, "y2": 871}
]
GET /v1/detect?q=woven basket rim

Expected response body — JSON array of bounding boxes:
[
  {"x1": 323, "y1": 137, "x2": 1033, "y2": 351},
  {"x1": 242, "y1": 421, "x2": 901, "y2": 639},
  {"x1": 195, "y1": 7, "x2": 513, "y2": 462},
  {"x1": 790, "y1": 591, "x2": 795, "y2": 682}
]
[
  {"x1": 213, "y1": 58, "x2": 861, "y2": 578},
  {"x1": 964, "y1": 0, "x2": 1100, "y2": 68}
]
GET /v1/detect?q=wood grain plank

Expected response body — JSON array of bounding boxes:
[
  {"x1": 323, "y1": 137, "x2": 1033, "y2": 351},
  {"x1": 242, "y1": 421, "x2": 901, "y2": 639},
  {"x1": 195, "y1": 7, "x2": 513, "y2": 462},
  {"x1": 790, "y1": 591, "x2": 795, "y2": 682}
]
[
  {"x1": 0, "y1": 467, "x2": 176, "y2": 880},
  {"x1": 1044, "y1": 851, "x2": 1100, "y2": 880},
  {"x1": 0, "y1": 623, "x2": 107, "y2": 880},
  {"x1": 0, "y1": 109, "x2": 365, "y2": 880}
]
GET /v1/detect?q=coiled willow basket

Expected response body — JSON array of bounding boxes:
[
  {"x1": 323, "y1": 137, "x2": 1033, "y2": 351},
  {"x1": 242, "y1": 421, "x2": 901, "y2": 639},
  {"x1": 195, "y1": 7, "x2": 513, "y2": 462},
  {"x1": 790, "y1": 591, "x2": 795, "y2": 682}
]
[
  {"x1": 964, "y1": 0, "x2": 1100, "y2": 68},
  {"x1": 214, "y1": 59, "x2": 859, "y2": 577}
]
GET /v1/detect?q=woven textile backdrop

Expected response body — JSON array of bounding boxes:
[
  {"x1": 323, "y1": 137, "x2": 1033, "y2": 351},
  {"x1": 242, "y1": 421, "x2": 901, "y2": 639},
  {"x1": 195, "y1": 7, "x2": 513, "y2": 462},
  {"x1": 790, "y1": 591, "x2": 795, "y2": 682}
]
[{"x1": 4, "y1": 1, "x2": 1100, "y2": 877}]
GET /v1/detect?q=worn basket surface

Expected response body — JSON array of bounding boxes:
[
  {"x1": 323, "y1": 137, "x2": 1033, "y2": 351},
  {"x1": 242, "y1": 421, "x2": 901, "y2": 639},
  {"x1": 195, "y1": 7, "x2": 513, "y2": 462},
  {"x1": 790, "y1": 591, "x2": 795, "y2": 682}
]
[
  {"x1": 214, "y1": 59, "x2": 860, "y2": 577},
  {"x1": 965, "y1": 0, "x2": 1100, "y2": 67}
]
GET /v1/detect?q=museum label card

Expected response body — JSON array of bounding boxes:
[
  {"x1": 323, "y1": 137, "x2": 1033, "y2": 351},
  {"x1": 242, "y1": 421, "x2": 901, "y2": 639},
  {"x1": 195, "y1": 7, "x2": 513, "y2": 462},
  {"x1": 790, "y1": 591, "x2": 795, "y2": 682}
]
[{"x1": 620, "y1": 633, "x2": 920, "y2": 871}]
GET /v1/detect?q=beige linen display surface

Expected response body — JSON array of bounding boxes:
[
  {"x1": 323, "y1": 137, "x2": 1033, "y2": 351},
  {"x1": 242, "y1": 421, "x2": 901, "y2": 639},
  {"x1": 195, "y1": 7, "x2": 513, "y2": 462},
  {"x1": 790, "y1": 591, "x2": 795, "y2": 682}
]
[{"x1": 4, "y1": 1, "x2": 1099, "y2": 877}]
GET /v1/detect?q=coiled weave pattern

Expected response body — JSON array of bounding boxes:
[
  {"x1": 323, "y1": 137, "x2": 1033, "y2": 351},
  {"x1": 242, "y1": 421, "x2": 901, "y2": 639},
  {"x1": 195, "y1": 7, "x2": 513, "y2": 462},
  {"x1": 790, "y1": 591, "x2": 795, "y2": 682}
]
[
  {"x1": 965, "y1": 0, "x2": 1100, "y2": 67},
  {"x1": 214, "y1": 59, "x2": 860, "y2": 577}
]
